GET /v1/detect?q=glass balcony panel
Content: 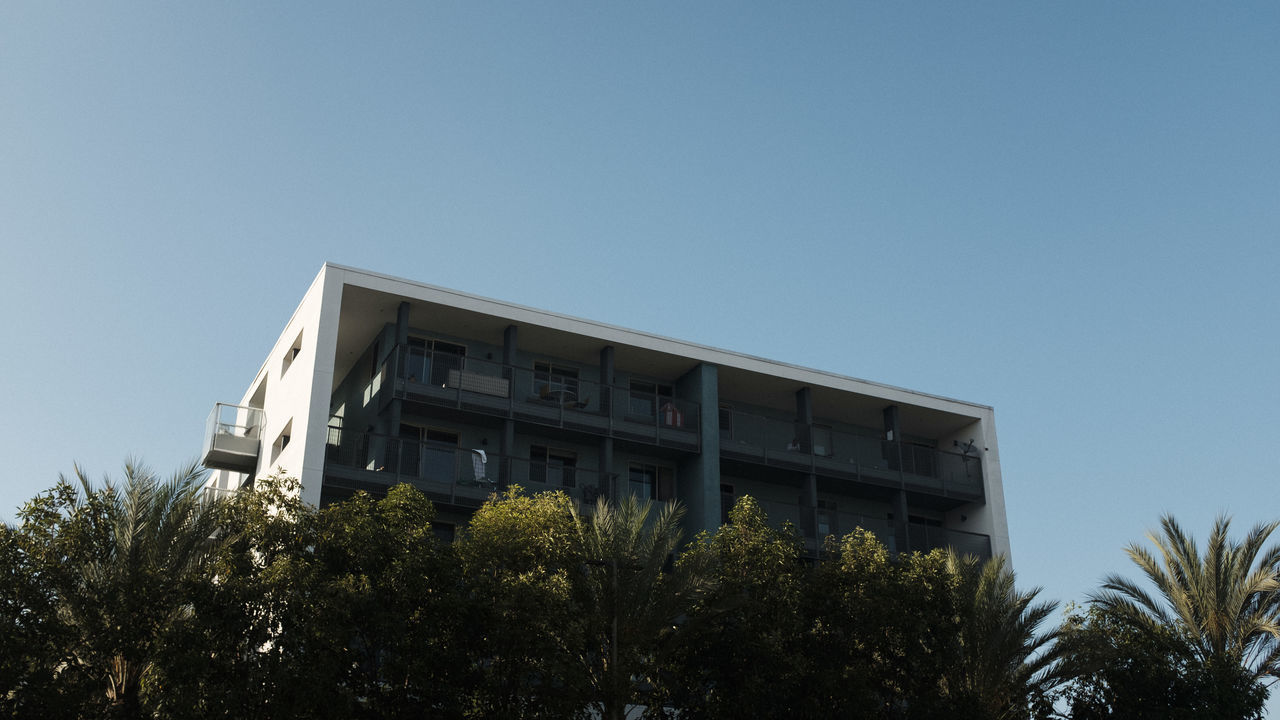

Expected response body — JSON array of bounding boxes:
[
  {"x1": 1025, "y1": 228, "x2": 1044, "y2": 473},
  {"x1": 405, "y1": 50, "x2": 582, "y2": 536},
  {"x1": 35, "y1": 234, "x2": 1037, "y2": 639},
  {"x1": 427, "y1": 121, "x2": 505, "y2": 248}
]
[{"x1": 202, "y1": 403, "x2": 264, "y2": 472}]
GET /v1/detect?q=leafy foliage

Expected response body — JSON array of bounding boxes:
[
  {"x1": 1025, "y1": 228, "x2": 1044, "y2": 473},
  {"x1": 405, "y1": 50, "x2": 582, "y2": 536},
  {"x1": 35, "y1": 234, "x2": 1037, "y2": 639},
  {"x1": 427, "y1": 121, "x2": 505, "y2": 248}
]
[
  {"x1": 1067, "y1": 513, "x2": 1280, "y2": 720},
  {"x1": 661, "y1": 496, "x2": 809, "y2": 719},
  {"x1": 18, "y1": 467, "x2": 1272, "y2": 720},
  {"x1": 2, "y1": 462, "x2": 225, "y2": 719},
  {"x1": 454, "y1": 486, "x2": 590, "y2": 719},
  {"x1": 1058, "y1": 604, "x2": 1264, "y2": 720}
]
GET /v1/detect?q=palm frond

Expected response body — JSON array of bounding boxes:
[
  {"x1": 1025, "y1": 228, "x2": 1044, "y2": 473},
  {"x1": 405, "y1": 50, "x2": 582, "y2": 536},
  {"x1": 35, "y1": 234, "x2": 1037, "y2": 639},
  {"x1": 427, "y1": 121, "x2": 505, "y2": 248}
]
[{"x1": 1091, "y1": 513, "x2": 1280, "y2": 682}]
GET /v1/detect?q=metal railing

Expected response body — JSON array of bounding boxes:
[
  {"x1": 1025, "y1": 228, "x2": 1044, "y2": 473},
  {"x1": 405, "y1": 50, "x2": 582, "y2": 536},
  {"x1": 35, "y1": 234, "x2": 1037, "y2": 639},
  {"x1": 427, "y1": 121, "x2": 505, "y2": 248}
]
[
  {"x1": 746, "y1": 498, "x2": 990, "y2": 558},
  {"x1": 720, "y1": 409, "x2": 983, "y2": 498},
  {"x1": 324, "y1": 427, "x2": 612, "y2": 507},
  {"x1": 753, "y1": 497, "x2": 896, "y2": 544},
  {"x1": 378, "y1": 345, "x2": 701, "y2": 451},
  {"x1": 906, "y1": 523, "x2": 993, "y2": 558}
]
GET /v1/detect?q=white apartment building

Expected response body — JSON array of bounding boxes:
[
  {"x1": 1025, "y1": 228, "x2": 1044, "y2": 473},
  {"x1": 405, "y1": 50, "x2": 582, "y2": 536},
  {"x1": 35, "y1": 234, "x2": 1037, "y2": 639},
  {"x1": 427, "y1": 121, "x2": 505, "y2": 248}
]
[{"x1": 203, "y1": 264, "x2": 1009, "y2": 556}]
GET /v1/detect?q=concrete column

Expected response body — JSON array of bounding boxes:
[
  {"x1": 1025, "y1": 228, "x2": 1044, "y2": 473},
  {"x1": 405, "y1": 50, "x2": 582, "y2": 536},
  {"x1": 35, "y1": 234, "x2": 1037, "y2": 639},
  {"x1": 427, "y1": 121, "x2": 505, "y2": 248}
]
[
  {"x1": 599, "y1": 436, "x2": 614, "y2": 500},
  {"x1": 395, "y1": 302, "x2": 410, "y2": 345},
  {"x1": 499, "y1": 420, "x2": 515, "y2": 492},
  {"x1": 383, "y1": 308, "x2": 411, "y2": 470},
  {"x1": 884, "y1": 405, "x2": 910, "y2": 553},
  {"x1": 595, "y1": 346, "x2": 616, "y2": 500},
  {"x1": 501, "y1": 324, "x2": 517, "y2": 488},
  {"x1": 796, "y1": 387, "x2": 819, "y2": 542},
  {"x1": 795, "y1": 387, "x2": 814, "y2": 449},
  {"x1": 599, "y1": 345, "x2": 615, "y2": 417},
  {"x1": 676, "y1": 363, "x2": 720, "y2": 535},
  {"x1": 503, "y1": 324, "x2": 518, "y2": 365}
]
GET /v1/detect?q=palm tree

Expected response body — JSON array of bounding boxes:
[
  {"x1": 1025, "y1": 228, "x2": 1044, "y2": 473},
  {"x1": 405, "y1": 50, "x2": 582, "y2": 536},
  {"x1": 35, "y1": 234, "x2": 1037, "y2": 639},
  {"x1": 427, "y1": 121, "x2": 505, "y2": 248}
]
[
  {"x1": 948, "y1": 551, "x2": 1062, "y2": 719},
  {"x1": 57, "y1": 461, "x2": 225, "y2": 717},
  {"x1": 573, "y1": 494, "x2": 708, "y2": 720},
  {"x1": 1090, "y1": 514, "x2": 1280, "y2": 697}
]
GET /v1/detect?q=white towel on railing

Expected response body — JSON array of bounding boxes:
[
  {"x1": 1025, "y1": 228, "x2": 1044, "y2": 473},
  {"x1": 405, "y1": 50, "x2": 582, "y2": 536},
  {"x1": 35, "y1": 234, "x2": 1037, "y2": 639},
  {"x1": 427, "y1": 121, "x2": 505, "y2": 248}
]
[{"x1": 471, "y1": 449, "x2": 487, "y2": 482}]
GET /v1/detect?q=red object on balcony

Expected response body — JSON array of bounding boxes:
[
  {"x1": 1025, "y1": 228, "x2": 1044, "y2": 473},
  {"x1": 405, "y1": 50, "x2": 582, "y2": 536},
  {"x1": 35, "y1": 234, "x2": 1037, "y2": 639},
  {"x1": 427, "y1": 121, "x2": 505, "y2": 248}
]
[{"x1": 661, "y1": 402, "x2": 683, "y2": 428}]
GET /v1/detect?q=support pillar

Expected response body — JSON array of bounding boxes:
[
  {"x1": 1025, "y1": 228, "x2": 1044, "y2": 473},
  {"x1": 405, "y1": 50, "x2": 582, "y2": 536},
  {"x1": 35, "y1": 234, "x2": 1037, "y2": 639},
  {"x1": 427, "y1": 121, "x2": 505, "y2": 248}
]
[
  {"x1": 796, "y1": 387, "x2": 819, "y2": 544},
  {"x1": 598, "y1": 345, "x2": 617, "y2": 500},
  {"x1": 500, "y1": 324, "x2": 517, "y2": 488},
  {"x1": 381, "y1": 303, "x2": 412, "y2": 468},
  {"x1": 676, "y1": 363, "x2": 719, "y2": 535},
  {"x1": 884, "y1": 405, "x2": 910, "y2": 553}
]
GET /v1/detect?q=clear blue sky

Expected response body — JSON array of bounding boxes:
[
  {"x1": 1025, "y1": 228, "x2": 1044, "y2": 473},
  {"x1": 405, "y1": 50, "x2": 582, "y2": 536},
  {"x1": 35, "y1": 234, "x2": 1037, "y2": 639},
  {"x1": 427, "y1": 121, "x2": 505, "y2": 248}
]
[{"x1": 3, "y1": 0, "x2": 1278, "y2": 697}]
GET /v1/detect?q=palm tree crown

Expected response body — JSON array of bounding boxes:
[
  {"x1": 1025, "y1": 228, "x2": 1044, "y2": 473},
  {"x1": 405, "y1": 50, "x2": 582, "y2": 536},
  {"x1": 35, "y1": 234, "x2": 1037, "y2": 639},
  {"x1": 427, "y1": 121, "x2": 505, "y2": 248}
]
[
  {"x1": 1091, "y1": 514, "x2": 1280, "y2": 681},
  {"x1": 948, "y1": 551, "x2": 1062, "y2": 719},
  {"x1": 574, "y1": 494, "x2": 704, "y2": 720},
  {"x1": 61, "y1": 461, "x2": 224, "y2": 714}
]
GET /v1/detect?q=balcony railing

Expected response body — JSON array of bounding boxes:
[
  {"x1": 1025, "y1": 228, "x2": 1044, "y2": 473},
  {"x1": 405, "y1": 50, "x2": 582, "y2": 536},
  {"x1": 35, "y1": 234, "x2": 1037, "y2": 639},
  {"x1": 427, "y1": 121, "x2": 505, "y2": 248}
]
[
  {"x1": 202, "y1": 403, "x2": 264, "y2": 473},
  {"x1": 720, "y1": 409, "x2": 983, "y2": 500},
  {"x1": 749, "y1": 498, "x2": 990, "y2": 558},
  {"x1": 324, "y1": 427, "x2": 612, "y2": 508},
  {"x1": 378, "y1": 345, "x2": 701, "y2": 452},
  {"x1": 906, "y1": 523, "x2": 993, "y2": 559},
  {"x1": 753, "y1": 497, "x2": 897, "y2": 546}
]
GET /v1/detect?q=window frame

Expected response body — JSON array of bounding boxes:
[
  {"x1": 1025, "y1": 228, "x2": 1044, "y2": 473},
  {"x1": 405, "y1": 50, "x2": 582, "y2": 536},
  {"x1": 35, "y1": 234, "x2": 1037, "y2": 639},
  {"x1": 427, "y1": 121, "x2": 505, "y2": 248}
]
[{"x1": 530, "y1": 444, "x2": 578, "y2": 488}]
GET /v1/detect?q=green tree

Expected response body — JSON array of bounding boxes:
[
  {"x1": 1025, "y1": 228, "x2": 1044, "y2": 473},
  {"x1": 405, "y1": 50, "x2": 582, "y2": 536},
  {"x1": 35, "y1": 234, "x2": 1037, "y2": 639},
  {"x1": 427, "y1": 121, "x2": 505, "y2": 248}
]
[
  {"x1": 572, "y1": 494, "x2": 707, "y2": 720},
  {"x1": 149, "y1": 472, "x2": 314, "y2": 719},
  {"x1": 300, "y1": 483, "x2": 464, "y2": 718},
  {"x1": 1057, "y1": 604, "x2": 1263, "y2": 720},
  {"x1": 808, "y1": 529, "x2": 962, "y2": 719},
  {"x1": 155, "y1": 478, "x2": 467, "y2": 720},
  {"x1": 3, "y1": 462, "x2": 225, "y2": 719},
  {"x1": 455, "y1": 487, "x2": 590, "y2": 719},
  {"x1": 1083, "y1": 514, "x2": 1279, "y2": 718},
  {"x1": 946, "y1": 551, "x2": 1060, "y2": 720},
  {"x1": 660, "y1": 495, "x2": 810, "y2": 720},
  {"x1": 2, "y1": 487, "x2": 93, "y2": 719}
]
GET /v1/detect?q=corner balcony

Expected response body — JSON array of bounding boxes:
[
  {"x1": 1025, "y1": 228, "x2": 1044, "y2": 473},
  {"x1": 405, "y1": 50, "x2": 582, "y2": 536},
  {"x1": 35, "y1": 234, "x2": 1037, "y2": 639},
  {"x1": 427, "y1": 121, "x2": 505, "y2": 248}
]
[
  {"x1": 201, "y1": 403, "x2": 264, "y2": 473},
  {"x1": 323, "y1": 426, "x2": 615, "y2": 509},
  {"x1": 375, "y1": 345, "x2": 701, "y2": 452},
  {"x1": 720, "y1": 410, "x2": 984, "y2": 502}
]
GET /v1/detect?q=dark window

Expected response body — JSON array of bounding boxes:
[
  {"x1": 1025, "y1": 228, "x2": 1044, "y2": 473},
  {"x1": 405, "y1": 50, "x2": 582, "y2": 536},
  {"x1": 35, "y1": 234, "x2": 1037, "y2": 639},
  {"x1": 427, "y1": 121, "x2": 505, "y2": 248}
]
[
  {"x1": 396, "y1": 425, "x2": 458, "y2": 480},
  {"x1": 629, "y1": 463, "x2": 674, "y2": 501},
  {"x1": 629, "y1": 380, "x2": 674, "y2": 418},
  {"x1": 719, "y1": 405, "x2": 733, "y2": 440},
  {"x1": 720, "y1": 483, "x2": 734, "y2": 525},
  {"x1": 629, "y1": 464, "x2": 655, "y2": 499},
  {"x1": 403, "y1": 337, "x2": 466, "y2": 385},
  {"x1": 817, "y1": 499, "x2": 836, "y2": 536},
  {"x1": 812, "y1": 425, "x2": 832, "y2": 457},
  {"x1": 530, "y1": 445, "x2": 577, "y2": 488},
  {"x1": 534, "y1": 362, "x2": 580, "y2": 400}
]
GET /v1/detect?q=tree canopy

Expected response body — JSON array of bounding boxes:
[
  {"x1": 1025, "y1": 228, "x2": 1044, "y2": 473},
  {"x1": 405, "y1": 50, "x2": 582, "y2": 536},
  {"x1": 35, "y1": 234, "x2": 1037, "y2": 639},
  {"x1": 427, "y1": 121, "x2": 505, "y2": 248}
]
[{"x1": 5, "y1": 468, "x2": 1278, "y2": 720}]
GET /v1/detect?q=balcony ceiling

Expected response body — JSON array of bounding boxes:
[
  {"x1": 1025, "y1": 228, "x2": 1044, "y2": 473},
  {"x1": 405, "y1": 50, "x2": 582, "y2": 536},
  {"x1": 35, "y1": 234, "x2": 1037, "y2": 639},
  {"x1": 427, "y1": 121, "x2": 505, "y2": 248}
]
[
  {"x1": 333, "y1": 285, "x2": 701, "y2": 393},
  {"x1": 332, "y1": 283, "x2": 984, "y2": 441}
]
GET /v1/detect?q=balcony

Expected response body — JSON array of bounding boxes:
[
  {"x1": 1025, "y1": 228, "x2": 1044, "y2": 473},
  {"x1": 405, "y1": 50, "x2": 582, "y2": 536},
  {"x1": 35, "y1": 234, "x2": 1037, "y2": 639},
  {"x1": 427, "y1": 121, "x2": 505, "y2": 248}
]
[
  {"x1": 323, "y1": 426, "x2": 614, "y2": 509},
  {"x1": 906, "y1": 523, "x2": 993, "y2": 559},
  {"x1": 720, "y1": 410, "x2": 983, "y2": 501},
  {"x1": 378, "y1": 345, "x2": 701, "y2": 452},
  {"x1": 748, "y1": 498, "x2": 990, "y2": 558},
  {"x1": 753, "y1": 497, "x2": 896, "y2": 545},
  {"x1": 202, "y1": 403, "x2": 264, "y2": 473}
]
